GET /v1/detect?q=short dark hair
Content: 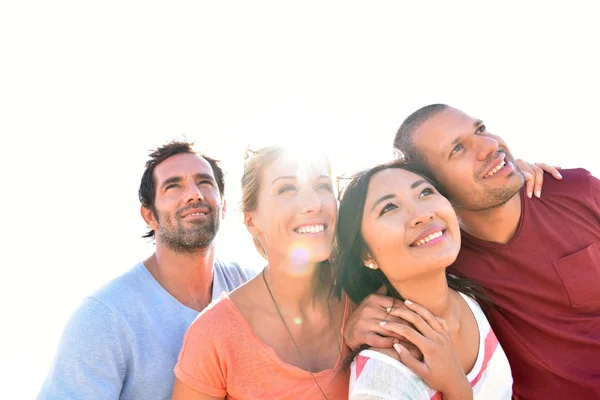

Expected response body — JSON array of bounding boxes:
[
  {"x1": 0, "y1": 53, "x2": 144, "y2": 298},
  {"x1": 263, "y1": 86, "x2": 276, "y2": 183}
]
[
  {"x1": 393, "y1": 104, "x2": 449, "y2": 168},
  {"x1": 138, "y1": 139, "x2": 225, "y2": 239}
]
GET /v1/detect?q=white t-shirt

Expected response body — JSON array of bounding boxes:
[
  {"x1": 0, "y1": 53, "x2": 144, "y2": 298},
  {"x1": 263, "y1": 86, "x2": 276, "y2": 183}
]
[{"x1": 349, "y1": 293, "x2": 513, "y2": 400}]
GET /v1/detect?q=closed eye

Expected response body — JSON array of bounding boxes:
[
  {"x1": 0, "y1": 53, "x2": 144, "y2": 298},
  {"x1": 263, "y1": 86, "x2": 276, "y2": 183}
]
[
  {"x1": 198, "y1": 179, "x2": 215, "y2": 187},
  {"x1": 379, "y1": 202, "x2": 397, "y2": 216},
  {"x1": 278, "y1": 184, "x2": 297, "y2": 194},
  {"x1": 317, "y1": 182, "x2": 334, "y2": 193},
  {"x1": 165, "y1": 183, "x2": 180, "y2": 190}
]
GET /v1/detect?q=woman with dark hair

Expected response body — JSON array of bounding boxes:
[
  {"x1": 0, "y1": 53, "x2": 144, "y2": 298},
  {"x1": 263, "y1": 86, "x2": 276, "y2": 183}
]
[{"x1": 335, "y1": 160, "x2": 513, "y2": 399}]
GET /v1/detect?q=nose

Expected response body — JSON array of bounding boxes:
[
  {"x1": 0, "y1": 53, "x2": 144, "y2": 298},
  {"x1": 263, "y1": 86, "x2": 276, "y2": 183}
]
[
  {"x1": 408, "y1": 205, "x2": 435, "y2": 228},
  {"x1": 475, "y1": 135, "x2": 500, "y2": 161},
  {"x1": 184, "y1": 183, "x2": 205, "y2": 204},
  {"x1": 300, "y1": 188, "x2": 323, "y2": 214}
]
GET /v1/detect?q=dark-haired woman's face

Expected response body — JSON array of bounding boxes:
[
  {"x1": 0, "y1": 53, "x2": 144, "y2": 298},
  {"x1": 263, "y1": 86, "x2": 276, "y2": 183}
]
[{"x1": 361, "y1": 168, "x2": 461, "y2": 282}]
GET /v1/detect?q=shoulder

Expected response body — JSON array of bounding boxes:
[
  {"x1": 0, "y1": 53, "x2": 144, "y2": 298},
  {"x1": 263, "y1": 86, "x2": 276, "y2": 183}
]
[
  {"x1": 542, "y1": 168, "x2": 598, "y2": 195},
  {"x1": 56, "y1": 297, "x2": 123, "y2": 352},
  {"x1": 458, "y1": 292, "x2": 489, "y2": 329},
  {"x1": 214, "y1": 259, "x2": 258, "y2": 286},
  {"x1": 177, "y1": 296, "x2": 242, "y2": 377},
  {"x1": 350, "y1": 349, "x2": 433, "y2": 400},
  {"x1": 90, "y1": 262, "x2": 149, "y2": 310},
  {"x1": 37, "y1": 296, "x2": 128, "y2": 398},
  {"x1": 186, "y1": 295, "x2": 241, "y2": 342},
  {"x1": 48, "y1": 266, "x2": 150, "y2": 358}
]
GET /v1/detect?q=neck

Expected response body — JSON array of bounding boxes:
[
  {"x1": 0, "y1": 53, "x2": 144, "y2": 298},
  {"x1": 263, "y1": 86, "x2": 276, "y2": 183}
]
[
  {"x1": 391, "y1": 271, "x2": 454, "y2": 322},
  {"x1": 144, "y1": 240, "x2": 215, "y2": 312},
  {"x1": 263, "y1": 258, "x2": 329, "y2": 313},
  {"x1": 457, "y1": 190, "x2": 522, "y2": 244}
]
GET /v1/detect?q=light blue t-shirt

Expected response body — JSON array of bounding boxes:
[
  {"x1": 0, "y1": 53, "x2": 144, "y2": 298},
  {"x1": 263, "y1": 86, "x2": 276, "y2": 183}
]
[{"x1": 37, "y1": 260, "x2": 256, "y2": 400}]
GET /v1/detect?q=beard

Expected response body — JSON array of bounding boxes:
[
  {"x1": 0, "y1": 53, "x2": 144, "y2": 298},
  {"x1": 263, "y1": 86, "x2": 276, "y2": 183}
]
[
  {"x1": 455, "y1": 161, "x2": 525, "y2": 212},
  {"x1": 156, "y1": 204, "x2": 221, "y2": 254}
]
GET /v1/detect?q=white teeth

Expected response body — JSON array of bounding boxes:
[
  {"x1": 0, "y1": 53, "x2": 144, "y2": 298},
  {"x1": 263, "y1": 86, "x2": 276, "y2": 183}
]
[
  {"x1": 413, "y1": 230, "x2": 444, "y2": 246},
  {"x1": 486, "y1": 160, "x2": 506, "y2": 177},
  {"x1": 186, "y1": 212, "x2": 206, "y2": 217},
  {"x1": 296, "y1": 224, "x2": 325, "y2": 234}
]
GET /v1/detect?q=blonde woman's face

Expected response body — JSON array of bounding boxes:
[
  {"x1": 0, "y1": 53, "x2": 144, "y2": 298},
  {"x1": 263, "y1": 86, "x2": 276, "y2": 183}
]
[{"x1": 249, "y1": 154, "x2": 337, "y2": 271}]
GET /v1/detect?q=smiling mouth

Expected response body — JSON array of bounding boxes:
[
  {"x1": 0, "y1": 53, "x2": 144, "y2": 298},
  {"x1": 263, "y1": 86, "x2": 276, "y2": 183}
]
[
  {"x1": 483, "y1": 160, "x2": 507, "y2": 178},
  {"x1": 411, "y1": 229, "x2": 445, "y2": 247},
  {"x1": 182, "y1": 212, "x2": 208, "y2": 218},
  {"x1": 294, "y1": 224, "x2": 327, "y2": 234}
]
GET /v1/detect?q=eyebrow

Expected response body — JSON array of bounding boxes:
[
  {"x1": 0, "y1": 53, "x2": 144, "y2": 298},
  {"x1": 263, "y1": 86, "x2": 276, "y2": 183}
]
[
  {"x1": 371, "y1": 194, "x2": 395, "y2": 213},
  {"x1": 370, "y1": 179, "x2": 428, "y2": 212},
  {"x1": 160, "y1": 173, "x2": 215, "y2": 189},
  {"x1": 272, "y1": 175, "x2": 330, "y2": 184},
  {"x1": 410, "y1": 179, "x2": 428, "y2": 189}
]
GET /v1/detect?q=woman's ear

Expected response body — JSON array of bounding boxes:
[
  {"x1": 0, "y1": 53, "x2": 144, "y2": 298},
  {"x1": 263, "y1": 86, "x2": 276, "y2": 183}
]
[
  {"x1": 244, "y1": 211, "x2": 260, "y2": 237},
  {"x1": 362, "y1": 251, "x2": 379, "y2": 270}
]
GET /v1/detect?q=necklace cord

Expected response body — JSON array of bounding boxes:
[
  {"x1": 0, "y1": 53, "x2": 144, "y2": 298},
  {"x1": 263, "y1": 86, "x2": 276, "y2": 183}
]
[{"x1": 262, "y1": 268, "x2": 341, "y2": 400}]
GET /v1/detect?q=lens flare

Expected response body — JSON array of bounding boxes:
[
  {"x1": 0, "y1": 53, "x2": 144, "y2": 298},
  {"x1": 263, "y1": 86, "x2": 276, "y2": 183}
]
[{"x1": 290, "y1": 246, "x2": 309, "y2": 266}]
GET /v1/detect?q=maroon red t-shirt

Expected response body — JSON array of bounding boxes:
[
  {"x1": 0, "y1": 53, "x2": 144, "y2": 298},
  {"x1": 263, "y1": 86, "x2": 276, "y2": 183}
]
[{"x1": 449, "y1": 168, "x2": 600, "y2": 399}]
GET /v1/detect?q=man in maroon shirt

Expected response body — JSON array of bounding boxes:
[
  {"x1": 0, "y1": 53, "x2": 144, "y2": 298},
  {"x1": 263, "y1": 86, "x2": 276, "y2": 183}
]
[{"x1": 345, "y1": 104, "x2": 600, "y2": 398}]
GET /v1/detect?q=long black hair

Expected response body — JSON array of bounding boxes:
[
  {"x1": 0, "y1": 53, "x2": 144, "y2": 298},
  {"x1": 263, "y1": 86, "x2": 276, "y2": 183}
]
[{"x1": 332, "y1": 160, "x2": 491, "y2": 366}]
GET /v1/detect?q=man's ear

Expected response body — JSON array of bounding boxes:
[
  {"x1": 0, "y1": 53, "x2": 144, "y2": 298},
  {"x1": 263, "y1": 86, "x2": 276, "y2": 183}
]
[
  {"x1": 221, "y1": 198, "x2": 227, "y2": 220},
  {"x1": 141, "y1": 205, "x2": 158, "y2": 231}
]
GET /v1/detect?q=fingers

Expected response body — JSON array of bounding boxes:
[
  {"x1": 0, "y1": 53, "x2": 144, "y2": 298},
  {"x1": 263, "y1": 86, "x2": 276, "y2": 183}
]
[
  {"x1": 522, "y1": 170, "x2": 534, "y2": 198},
  {"x1": 404, "y1": 300, "x2": 446, "y2": 332},
  {"x1": 516, "y1": 159, "x2": 535, "y2": 198},
  {"x1": 386, "y1": 305, "x2": 437, "y2": 339},
  {"x1": 531, "y1": 163, "x2": 544, "y2": 198},
  {"x1": 535, "y1": 162, "x2": 563, "y2": 180},
  {"x1": 379, "y1": 320, "x2": 430, "y2": 351},
  {"x1": 363, "y1": 332, "x2": 399, "y2": 349},
  {"x1": 436, "y1": 317, "x2": 449, "y2": 333},
  {"x1": 390, "y1": 300, "x2": 446, "y2": 334},
  {"x1": 359, "y1": 291, "x2": 403, "y2": 314},
  {"x1": 345, "y1": 293, "x2": 412, "y2": 350},
  {"x1": 517, "y1": 159, "x2": 563, "y2": 199},
  {"x1": 345, "y1": 317, "x2": 395, "y2": 350},
  {"x1": 393, "y1": 342, "x2": 429, "y2": 379}
]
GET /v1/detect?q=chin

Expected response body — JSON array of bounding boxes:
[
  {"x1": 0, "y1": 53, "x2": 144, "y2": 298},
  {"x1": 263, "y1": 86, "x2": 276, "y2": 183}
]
[
  {"x1": 310, "y1": 249, "x2": 333, "y2": 264},
  {"x1": 433, "y1": 247, "x2": 459, "y2": 268}
]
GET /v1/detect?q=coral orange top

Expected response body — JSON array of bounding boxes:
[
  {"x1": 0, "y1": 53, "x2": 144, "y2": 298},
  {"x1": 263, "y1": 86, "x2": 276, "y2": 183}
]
[{"x1": 174, "y1": 293, "x2": 351, "y2": 400}]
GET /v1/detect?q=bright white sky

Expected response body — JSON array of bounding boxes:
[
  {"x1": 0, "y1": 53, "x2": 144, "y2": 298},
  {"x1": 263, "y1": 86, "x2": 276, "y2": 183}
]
[{"x1": 1, "y1": 1, "x2": 598, "y2": 398}]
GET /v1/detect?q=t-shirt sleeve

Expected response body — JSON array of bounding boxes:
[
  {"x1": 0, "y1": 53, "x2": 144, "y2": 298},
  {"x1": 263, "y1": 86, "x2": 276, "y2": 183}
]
[
  {"x1": 174, "y1": 304, "x2": 229, "y2": 398},
  {"x1": 349, "y1": 352, "x2": 434, "y2": 400},
  {"x1": 587, "y1": 170, "x2": 600, "y2": 212},
  {"x1": 36, "y1": 297, "x2": 126, "y2": 400}
]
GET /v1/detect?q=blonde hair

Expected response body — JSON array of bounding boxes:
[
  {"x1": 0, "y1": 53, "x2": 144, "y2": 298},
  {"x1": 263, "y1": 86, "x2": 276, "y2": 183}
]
[{"x1": 241, "y1": 146, "x2": 286, "y2": 258}]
